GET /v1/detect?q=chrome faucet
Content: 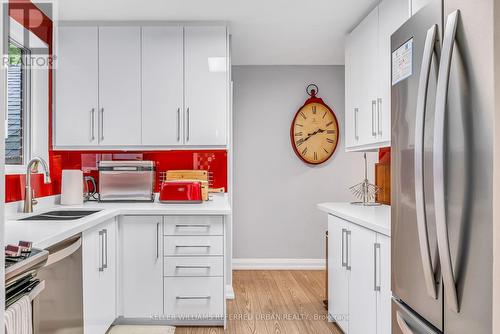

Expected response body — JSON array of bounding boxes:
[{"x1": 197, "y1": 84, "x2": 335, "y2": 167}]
[{"x1": 23, "y1": 157, "x2": 51, "y2": 213}]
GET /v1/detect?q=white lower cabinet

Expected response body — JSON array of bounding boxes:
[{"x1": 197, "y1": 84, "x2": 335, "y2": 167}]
[
  {"x1": 163, "y1": 216, "x2": 225, "y2": 324},
  {"x1": 82, "y1": 218, "x2": 117, "y2": 334},
  {"x1": 120, "y1": 216, "x2": 163, "y2": 318},
  {"x1": 328, "y1": 214, "x2": 391, "y2": 334},
  {"x1": 117, "y1": 215, "x2": 225, "y2": 326}
]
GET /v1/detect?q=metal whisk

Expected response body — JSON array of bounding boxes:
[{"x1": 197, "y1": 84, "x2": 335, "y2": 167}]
[{"x1": 349, "y1": 153, "x2": 381, "y2": 206}]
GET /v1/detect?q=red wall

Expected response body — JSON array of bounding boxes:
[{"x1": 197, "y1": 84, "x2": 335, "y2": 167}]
[{"x1": 5, "y1": 1, "x2": 228, "y2": 203}]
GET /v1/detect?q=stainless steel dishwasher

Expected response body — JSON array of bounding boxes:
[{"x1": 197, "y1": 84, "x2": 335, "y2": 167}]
[{"x1": 35, "y1": 235, "x2": 84, "y2": 334}]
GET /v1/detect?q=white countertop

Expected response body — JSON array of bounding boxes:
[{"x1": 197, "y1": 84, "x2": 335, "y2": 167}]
[
  {"x1": 317, "y1": 202, "x2": 391, "y2": 236},
  {"x1": 5, "y1": 194, "x2": 231, "y2": 249}
]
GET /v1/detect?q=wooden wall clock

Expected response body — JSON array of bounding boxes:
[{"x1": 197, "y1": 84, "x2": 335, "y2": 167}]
[{"x1": 290, "y1": 84, "x2": 339, "y2": 164}]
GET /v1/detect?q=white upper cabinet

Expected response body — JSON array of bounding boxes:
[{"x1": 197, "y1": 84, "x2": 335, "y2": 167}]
[
  {"x1": 54, "y1": 24, "x2": 229, "y2": 149},
  {"x1": 55, "y1": 26, "x2": 99, "y2": 147},
  {"x1": 345, "y1": 0, "x2": 409, "y2": 151},
  {"x1": 184, "y1": 26, "x2": 228, "y2": 146},
  {"x1": 98, "y1": 26, "x2": 142, "y2": 146},
  {"x1": 142, "y1": 26, "x2": 184, "y2": 146}
]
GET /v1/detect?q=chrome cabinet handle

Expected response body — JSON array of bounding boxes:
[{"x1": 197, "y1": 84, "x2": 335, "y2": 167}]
[
  {"x1": 396, "y1": 311, "x2": 415, "y2": 334},
  {"x1": 175, "y1": 224, "x2": 210, "y2": 228},
  {"x1": 377, "y1": 98, "x2": 382, "y2": 135},
  {"x1": 176, "y1": 296, "x2": 211, "y2": 300},
  {"x1": 434, "y1": 10, "x2": 460, "y2": 313},
  {"x1": 102, "y1": 229, "x2": 108, "y2": 270},
  {"x1": 415, "y1": 24, "x2": 439, "y2": 300},
  {"x1": 177, "y1": 108, "x2": 181, "y2": 142},
  {"x1": 354, "y1": 108, "x2": 359, "y2": 140},
  {"x1": 98, "y1": 230, "x2": 104, "y2": 272},
  {"x1": 341, "y1": 228, "x2": 347, "y2": 268},
  {"x1": 371, "y1": 100, "x2": 377, "y2": 136},
  {"x1": 156, "y1": 222, "x2": 160, "y2": 259},
  {"x1": 186, "y1": 107, "x2": 190, "y2": 142},
  {"x1": 175, "y1": 245, "x2": 211, "y2": 248},
  {"x1": 374, "y1": 243, "x2": 381, "y2": 291},
  {"x1": 90, "y1": 108, "x2": 95, "y2": 141},
  {"x1": 175, "y1": 265, "x2": 211, "y2": 269},
  {"x1": 99, "y1": 108, "x2": 104, "y2": 141},
  {"x1": 346, "y1": 230, "x2": 351, "y2": 270}
]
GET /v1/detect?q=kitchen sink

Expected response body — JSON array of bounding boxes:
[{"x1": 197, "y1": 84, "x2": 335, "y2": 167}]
[{"x1": 19, "y1": 210, "x2": 102, "y2": 221}]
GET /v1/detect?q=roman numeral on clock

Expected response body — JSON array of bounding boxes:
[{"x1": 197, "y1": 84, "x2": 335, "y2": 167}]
[
  {"x1": 295, "y1": 132, "x2": 303, "y2": 136},
  {"x1": 312, "y1": 105, "x2": 317, "y2": 114},
  {"x1": 327, "y1": 130, "x2": 336, "y2": 134},
  {"x1": 314, "y1": 152, "x2": 318, "y2": 160},
  {"x1": 302, "y1": 147, "x2": 308, "y2": 155},
  {"x1": 326, "y1": 121, "x2": 334, "y2": 127},
  {"x1": 296, "y1": 138, "x2": 305, "y2": 147},
  {"x1": 299, "y1": 111, "x2": 307, "y2": 119},
  {"x1": 326, "y1": 138, "x2": 334, "y2": 144}
]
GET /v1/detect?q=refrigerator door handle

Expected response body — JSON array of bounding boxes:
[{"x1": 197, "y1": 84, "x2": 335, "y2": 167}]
[
  {"x1": 396, "y1": 311, "x2": 415, "y2": 334},
  {"x1": 433, "y1": 9, "x2": 460, "y2": 313},
  {"x1": 414, "y1": 24, "x2": 439, "y2": 300}
]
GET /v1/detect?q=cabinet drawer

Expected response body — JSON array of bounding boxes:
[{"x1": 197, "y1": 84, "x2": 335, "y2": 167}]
[
  {"x1": 164, "y1": 216, "x2": 223, "y2": 236},
  {"x1": 164, "y1": 277, "x2": 224, "y2": 320},
  {"x1": 164, "y1": 257, "x2": 223, "y2": 277},
  {"x1": 164, "y1": 236, "x2": 223, "y2": 256}
]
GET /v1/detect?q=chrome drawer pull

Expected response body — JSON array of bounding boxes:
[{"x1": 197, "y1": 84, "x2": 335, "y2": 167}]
[
  {"x1": 175, "y1": 245, "x2": 211, "y2": 248},
  {"x1": 175, "y1": 224, "x2": 210, "y2": 228},
  {"x1": 175, "y1": 265, "x2": 211, "y2": 269},
  {"x1": 176, "y1": 296, "x2": 211, "y2": 300}
]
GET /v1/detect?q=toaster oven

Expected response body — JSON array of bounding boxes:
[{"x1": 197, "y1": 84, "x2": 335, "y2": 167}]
[{"x1": 98, "y1": 161, "x2": 155, "y2": 202}]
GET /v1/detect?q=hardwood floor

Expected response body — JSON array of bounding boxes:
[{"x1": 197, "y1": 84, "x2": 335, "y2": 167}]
[{"x1": 175, "y1": 270, "x2": 342, "y2": 334}]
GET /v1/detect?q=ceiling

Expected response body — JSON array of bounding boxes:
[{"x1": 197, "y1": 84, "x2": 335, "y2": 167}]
[{"x1": 54, "y1": 0, "x2": 379, "y2": 65}]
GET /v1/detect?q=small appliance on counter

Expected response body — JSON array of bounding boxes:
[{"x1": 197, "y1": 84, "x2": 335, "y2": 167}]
[
  {"x1": 61, "y1": 170, "x2": 84, "y2": 205},
  {"x1": 98, "y1": 160, "x2": 155, "y2": 202},
  {"x1": 159, "y1": 181, "x2": 203, "y2": 203}
]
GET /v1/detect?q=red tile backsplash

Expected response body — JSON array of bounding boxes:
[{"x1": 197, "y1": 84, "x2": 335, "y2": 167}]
[{"x1": 6, "y1": 150, "x2": 228, "y2": 203}]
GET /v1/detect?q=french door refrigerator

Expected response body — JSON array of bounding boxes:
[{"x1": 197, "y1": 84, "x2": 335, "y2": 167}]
[{"x1": 391, "y1": 0, "x2": 494, "y2": 333}]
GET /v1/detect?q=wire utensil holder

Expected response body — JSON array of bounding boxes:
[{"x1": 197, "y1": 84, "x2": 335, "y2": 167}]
[{"x1": 350, "y1": 153, "x2": 381, "y2": 206}]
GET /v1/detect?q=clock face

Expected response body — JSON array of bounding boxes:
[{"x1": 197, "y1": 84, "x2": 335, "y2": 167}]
[{"x1": 291, "y1": 102, "x2": 339, "y2": 164}]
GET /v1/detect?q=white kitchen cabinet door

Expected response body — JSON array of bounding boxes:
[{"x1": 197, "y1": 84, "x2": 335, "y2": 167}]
[
  {"x1": 184, "y1": 26, "x2": 227, "y2": 146},
  {"x1": 359, "y1": 6, "x2": 380, "y2": 147},
  {"x1": 55, "y1": 26, "x2": 99, "y2": 147},
  {"x1": 120, "y1": 216, "x2": 163, "y2": 318},
  {"x1": 378, "y1": 0, "x2": 409, "y2": 144},
  {"x1": 376, "y1": 233, "x2": 391, "y2": 334},
  {"x1": 348, "y1": 222, "x2": 377, "y2": 334},
  {"x1": 142, "y1": 26, "x2": 184, "y2": 146},
  {"x1": 345, "y1": 7, "x2": 379, "y2": 150},
  {"x1": 328, "y1": 215, "x2": 349, "y2": 333},
  {"x1": 82, "y1": 219, "x2": 117, "y2": 334},
  {"x1": 98, "y1": 27, "x2": 142, "y2": 146}
]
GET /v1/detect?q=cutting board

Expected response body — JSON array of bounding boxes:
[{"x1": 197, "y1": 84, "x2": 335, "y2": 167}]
[{"x1": 165, "y1": 170, "x2": 209, "y2": 200}]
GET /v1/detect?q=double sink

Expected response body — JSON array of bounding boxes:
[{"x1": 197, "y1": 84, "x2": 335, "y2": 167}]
[{"x1": 20, "y1": 210, "x2": 101, "y2": 221}]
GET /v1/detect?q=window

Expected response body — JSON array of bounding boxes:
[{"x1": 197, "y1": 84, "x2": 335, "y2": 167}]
[{"x1": 6, "y1": 40, "x2": 31, "y2": 168}]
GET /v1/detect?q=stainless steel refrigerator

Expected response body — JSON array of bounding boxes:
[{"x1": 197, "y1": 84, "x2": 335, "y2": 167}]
[{"x1": 391, "y1": 0, "x2": 494, "y2": 333}]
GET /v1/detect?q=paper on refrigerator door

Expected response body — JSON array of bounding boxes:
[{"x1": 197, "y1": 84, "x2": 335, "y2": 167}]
[{"x1": 392, "y1": 38, "x2": 413, "y2": 85}]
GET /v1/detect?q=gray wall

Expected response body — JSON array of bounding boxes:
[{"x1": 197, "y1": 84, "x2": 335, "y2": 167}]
[{"x1": 233, "y1": 65, "x2": 377, "y2": 259}]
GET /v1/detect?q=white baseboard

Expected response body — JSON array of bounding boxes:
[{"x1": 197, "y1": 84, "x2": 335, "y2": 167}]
[{"x1": 232, "y1": 258, "x2": 326, "y2": 270}]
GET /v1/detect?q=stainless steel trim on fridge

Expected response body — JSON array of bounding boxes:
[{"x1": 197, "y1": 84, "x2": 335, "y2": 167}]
[{"x1": 392, "y1": 0, "x2": 494, "y2": 333}]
